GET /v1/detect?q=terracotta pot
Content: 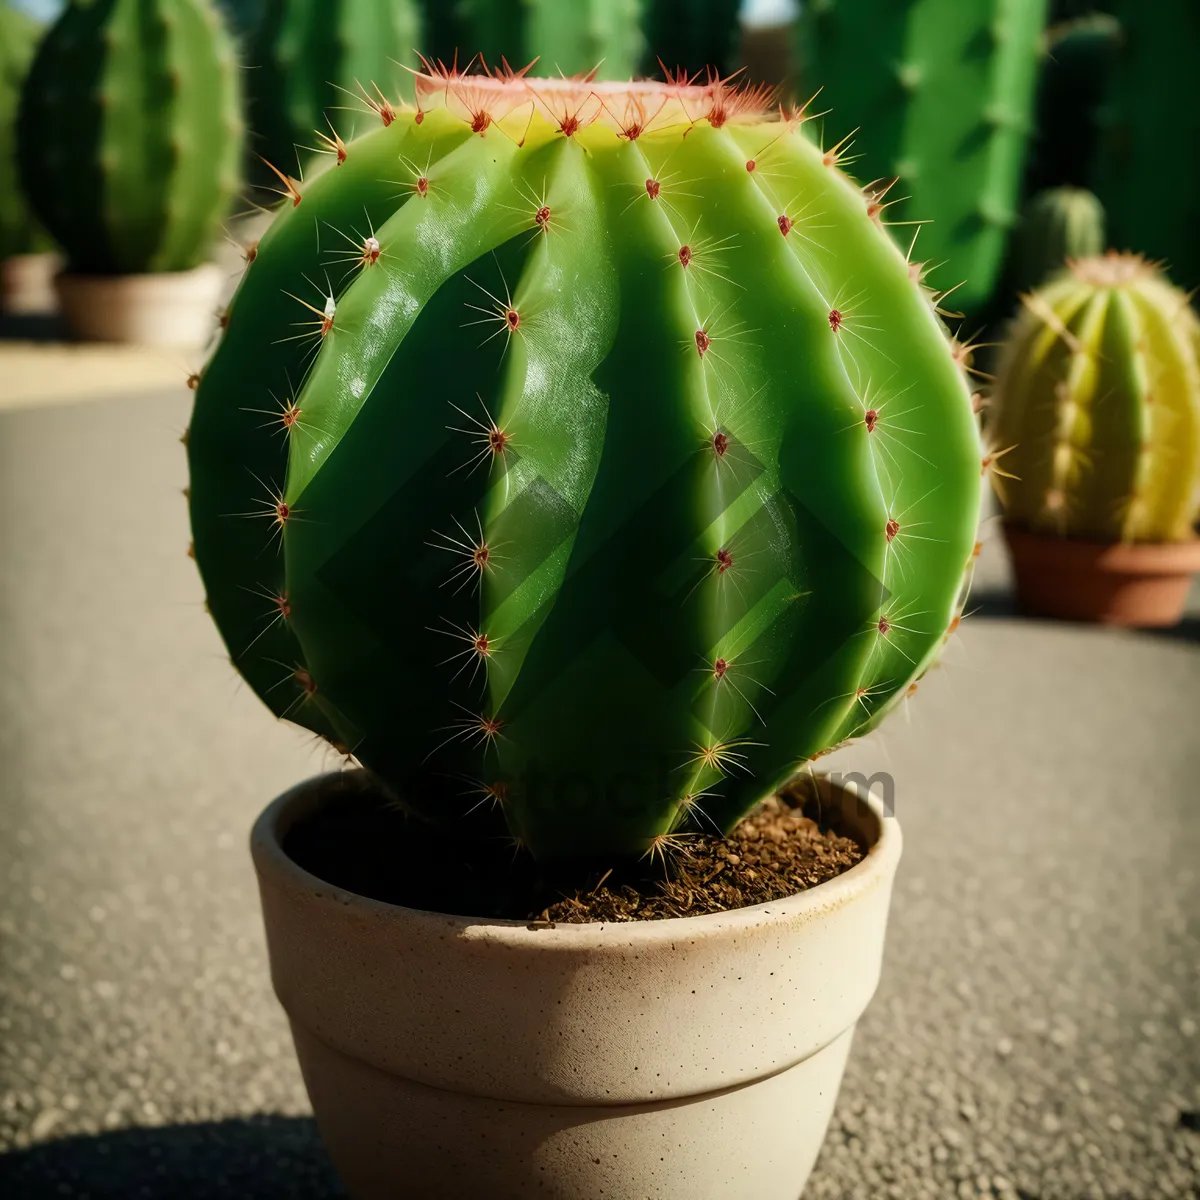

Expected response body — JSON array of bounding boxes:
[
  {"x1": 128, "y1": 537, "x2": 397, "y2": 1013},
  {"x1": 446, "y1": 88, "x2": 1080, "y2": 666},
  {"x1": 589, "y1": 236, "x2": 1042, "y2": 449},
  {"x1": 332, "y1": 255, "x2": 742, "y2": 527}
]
[
  {"x1": 54, "y1": 264, "x2": 221, "y2": 346},
  {"x1": 1004, "y1": 523, "x2": 1200, "y2": 627},
  {"x1": 250, "y1": 771, "x2": 901, "y2": 1200},
  {"x1": 1, "y1": 252, "x2": 61, "y2": 316}
]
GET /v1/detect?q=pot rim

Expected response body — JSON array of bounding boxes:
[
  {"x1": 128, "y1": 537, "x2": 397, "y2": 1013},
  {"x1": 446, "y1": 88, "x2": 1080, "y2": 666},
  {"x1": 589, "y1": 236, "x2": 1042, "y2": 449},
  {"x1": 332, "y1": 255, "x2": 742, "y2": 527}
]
[
  {"x1": 54, "y1": 262, "x2": 221, "y2": 285},
  {"x1": 1003, "y1": 521, "x2": 1200, "y2": 572},
  {"x1": 250, "y1": 769, "x2": 901, "y2": 949}
]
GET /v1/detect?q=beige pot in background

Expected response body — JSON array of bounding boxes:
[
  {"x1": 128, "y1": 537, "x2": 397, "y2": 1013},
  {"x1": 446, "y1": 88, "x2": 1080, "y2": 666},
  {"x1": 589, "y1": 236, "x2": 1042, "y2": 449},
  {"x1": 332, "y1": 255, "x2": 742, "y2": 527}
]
[
  {"x1": 55, "y1": 263, "x2": 221, "y2": 346},
  {"x1": 251, "y1": 772, "x2": 902, "y2": 1200},
  {"x1": 1, "y1": 252, "x2": 61, "y2": 316}
]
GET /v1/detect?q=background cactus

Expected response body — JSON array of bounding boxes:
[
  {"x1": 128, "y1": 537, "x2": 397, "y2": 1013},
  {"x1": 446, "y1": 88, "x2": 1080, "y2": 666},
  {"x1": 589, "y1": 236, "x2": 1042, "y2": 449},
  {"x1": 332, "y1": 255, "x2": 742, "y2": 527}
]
[
  {"x1": 990, "y1": 254, "x2": 1200, "y2": 543},
  {"x1": 214, "y1": 0, "x2": 262, "y2": 41},
  {"x1": 188, "y1": 70, "x2": 981, "y2": 863},
  {"x1": 245, "y1": 0, "x2": 422, "y2": 179},
  {"x1": 419, "y1": 1, "x2": 743, "y2": 81},
  {"x1": 1024, "y1": 10, "x2": 1120, "y2": 196},
  {"x1": 0, "y1": 1, "x2": 47, "y2": 260},
  {"x1": 1090, "y1": 1, "x2": 1200, "y2": 292},
  {"x1": 1011, "y1": 186, "x2": 1105, "y2": 295},
  {"x1": 798, "y1": 0, "x2": 1048, "y2": 317},
  {"x1": 453, "y1": 0, "x2": 643, "y2": 78},
  {"x1": 640, "y1": 0, "x2": 744, "y2": 77},
  {"x1": 16, "y1": 0, "x2": 243, "y2": 276}
]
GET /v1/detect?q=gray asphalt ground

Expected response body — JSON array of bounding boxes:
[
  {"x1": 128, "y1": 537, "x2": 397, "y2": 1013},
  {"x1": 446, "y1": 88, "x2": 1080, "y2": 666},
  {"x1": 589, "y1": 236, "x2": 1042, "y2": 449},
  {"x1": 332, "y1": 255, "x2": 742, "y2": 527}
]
[{"x1": 0, "y1": 389, "x2": 1197, "y2": 1199}]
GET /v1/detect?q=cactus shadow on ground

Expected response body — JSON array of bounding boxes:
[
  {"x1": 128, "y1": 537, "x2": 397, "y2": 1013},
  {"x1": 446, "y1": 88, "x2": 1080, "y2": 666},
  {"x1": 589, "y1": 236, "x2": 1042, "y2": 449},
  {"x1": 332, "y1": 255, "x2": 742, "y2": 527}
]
[{"x1": 0, "y1": 1116, "x2": 344, "y2": 1200}]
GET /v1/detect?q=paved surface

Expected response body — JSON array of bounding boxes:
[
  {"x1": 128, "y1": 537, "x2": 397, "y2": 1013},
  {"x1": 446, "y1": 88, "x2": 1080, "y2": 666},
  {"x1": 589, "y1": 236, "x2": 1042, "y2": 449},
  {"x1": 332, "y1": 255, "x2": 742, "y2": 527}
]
[{"x1": 0, "y1": 388, "x2": 1197, "y2": 1199}]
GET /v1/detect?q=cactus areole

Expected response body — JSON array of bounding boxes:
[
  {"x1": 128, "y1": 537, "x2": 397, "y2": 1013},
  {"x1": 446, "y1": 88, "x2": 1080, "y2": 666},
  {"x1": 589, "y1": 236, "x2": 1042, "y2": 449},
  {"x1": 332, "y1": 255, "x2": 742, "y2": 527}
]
[{"x1": 188, "y1": 67, "x2": 982, "y2": 864}]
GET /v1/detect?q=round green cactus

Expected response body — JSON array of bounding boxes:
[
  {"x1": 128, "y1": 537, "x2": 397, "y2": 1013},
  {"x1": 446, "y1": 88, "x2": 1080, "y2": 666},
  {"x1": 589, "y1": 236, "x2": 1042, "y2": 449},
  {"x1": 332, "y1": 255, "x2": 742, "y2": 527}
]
[
  {"x1": 188, "y1": 69, "x2": 982, "y2": 863},
  {"x1": 245, "y1": 0, "x2": 423, "y2": 180},
  {"x1": 16, "y1": 0, "x2": 243, "y2": 276},
  {"x1": 991, "y1": 253, "x2": 1200, "y2": 543},
  {"x1": 0, "y1": 1, "x2": 47, "y2": 261},
  {"x1": 1012, "y1": 186, "x2": 1105, "y2": 294}
]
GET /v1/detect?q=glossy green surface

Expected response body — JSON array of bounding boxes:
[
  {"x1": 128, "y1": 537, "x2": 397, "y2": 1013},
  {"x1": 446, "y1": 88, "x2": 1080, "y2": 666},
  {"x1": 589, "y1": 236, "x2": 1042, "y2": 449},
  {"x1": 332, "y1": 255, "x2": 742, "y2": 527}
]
[
  {"x1": 992, "y1": 257, "x2": 1200, "y2": 542},
  {"x1": 189, "y1": 82, "x2": 981, "y2": 861},
  {"x1": 17, "y1": 0, "x2": 242, "y2": 275},
  {"x1": 799, "y1": 0, "x2": 1048, "y2": 316}
]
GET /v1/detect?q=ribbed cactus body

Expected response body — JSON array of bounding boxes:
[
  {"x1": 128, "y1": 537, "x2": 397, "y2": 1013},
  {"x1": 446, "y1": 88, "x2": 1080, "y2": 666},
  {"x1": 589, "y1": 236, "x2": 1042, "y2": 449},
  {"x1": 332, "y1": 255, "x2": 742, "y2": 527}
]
[
  {"x1": 16, "y1": 0, "x2": 243, "y2": 275},
  {"x1": 992, "y1": 255, "x2": 1200, "y2": 543},
  {"x1": 189, "y1": 73, "x2": 981, "y2": 862},
  {"x1": 799, "y1": 0, "x2": 1048, "y2": 315},
  {"x1": 246, "y1": 0, "x2": 422, "y2": 176},
  {"x1": 1092, "y1": 1, "x2": 1200, "y2": 291},
  {"x1": 1012, "y1": 187, "x2": 1105, "y2": 295},
  {"x1": 0, "y1": 1, "x2": 44, "y2": 260}
]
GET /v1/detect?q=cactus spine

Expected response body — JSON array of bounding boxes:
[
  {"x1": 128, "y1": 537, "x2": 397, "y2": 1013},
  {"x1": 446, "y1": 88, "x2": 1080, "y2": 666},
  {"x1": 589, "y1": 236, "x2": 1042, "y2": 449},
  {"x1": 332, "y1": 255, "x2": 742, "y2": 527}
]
[
  {"x1": 1091, "y1": 1, "x2": 1200, "y2": 291},
  {"x1": 1012, "y1": 187, "x2": 1105, "y2": 294},
  {"x1": 798, "y1": 0, "x2": 1048, "y2": 316},
  {"x1": 991, "y1": 254, "x2": 1200, "y2": 543},
  {"x1": 1, "y1": 1, "x2": 45, "y2": 261},
  {"x1": 188, "y1": 69, "x2": 982, "y2": 863},
  {"x1": 16, "y1": 0, "x2": 243, "y2": 276},
  {"x1": 245, "y1": 0, "x2": 422, "y2": 178}
]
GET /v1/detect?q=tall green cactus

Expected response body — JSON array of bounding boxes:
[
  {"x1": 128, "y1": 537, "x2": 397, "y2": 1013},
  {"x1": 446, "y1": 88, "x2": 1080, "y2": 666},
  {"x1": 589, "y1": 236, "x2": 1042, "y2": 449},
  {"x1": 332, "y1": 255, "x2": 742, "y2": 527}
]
[
  {"x1": 1091, "y1": 1, "x2": 1200, "y2": 291},
  {"x1": 188, "y1": 70, "x2": 982, "y2": 862},
  {"x1": 798, "y1": 0, "x2": 1048, "y2": 316},
  {"x1": 245, "y1": 0, "x2": 422, "y2": 178},
  {"x1": 1012, "y1": 186, "x2": 1105, "y2": 295},
  {"x1": 991, "y1": 254, "x2": 1200, "y2": 542},
  {"x1": 1, "y1": 1, "x2": 47, "y2": 260},
  {"x1": 16, "y1": 0, "x2": 243, "y2": 275}
]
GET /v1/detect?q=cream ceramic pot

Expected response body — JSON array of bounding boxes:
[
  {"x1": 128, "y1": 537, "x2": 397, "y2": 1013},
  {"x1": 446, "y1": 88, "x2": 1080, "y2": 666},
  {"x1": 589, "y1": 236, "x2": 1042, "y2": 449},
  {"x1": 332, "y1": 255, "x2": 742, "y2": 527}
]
[
  {"x1": 251, "y1": 772, "x2": 902, "y2": 1200},
  {"x1": 55, "y1": 263, "x2": 221, "y2": 346},
  {"x1": 1, "y1": 252, "x2": 60, "y2": 316}
]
